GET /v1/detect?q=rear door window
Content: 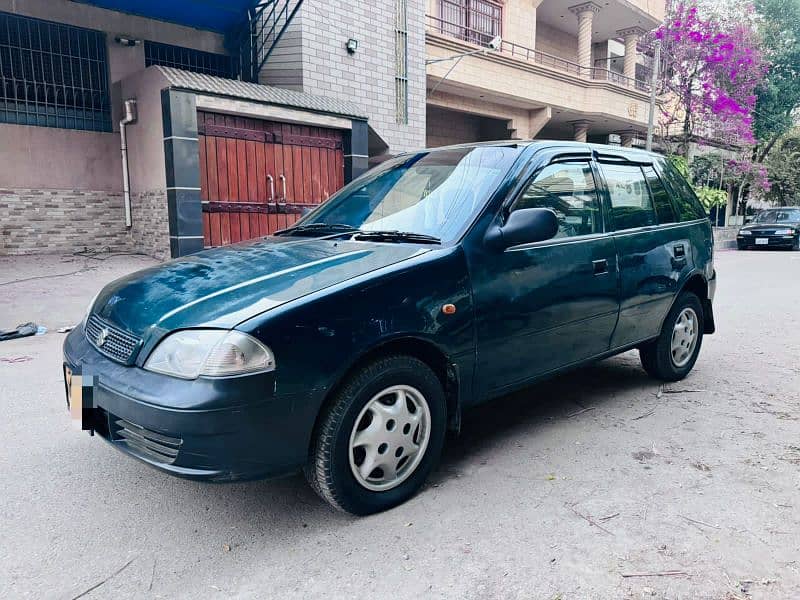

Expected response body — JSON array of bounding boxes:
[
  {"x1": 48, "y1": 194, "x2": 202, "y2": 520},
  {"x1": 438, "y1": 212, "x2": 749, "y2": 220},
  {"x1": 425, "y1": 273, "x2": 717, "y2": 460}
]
[
  {"x1": 643, "y1": 166, "x2": 677, "y2": 224},
  {"x1": 600, "y1": 163, "x2": 657, "y2": 230}
]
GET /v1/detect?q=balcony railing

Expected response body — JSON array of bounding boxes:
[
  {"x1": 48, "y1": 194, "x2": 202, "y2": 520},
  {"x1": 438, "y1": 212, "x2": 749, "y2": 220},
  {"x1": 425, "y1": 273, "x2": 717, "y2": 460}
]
[{"x1": 426, "y1": 14, "x2": 650, "y2": 93}]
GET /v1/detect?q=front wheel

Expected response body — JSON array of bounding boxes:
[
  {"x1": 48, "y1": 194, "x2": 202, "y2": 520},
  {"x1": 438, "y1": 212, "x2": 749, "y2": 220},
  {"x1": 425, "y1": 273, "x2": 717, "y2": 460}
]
[
  {"x1": 640, "y1": 292, "x2": 704, "y2": 381},
  {"x1": 305, "y1": 355, "x2": 447, "y2": 515}
]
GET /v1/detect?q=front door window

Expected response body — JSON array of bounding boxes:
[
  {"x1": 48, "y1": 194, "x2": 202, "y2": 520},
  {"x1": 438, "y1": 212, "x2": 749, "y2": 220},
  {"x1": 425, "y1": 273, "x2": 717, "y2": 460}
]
[{"x1": 511, "y1": 161, "x2": 603, "y2": 238}]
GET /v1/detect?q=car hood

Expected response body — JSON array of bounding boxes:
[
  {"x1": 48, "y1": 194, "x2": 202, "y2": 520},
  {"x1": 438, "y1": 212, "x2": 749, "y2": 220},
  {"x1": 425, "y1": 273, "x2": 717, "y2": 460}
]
[{"x1": 92, "y1": 236, "x2": 430, "y2": 337}]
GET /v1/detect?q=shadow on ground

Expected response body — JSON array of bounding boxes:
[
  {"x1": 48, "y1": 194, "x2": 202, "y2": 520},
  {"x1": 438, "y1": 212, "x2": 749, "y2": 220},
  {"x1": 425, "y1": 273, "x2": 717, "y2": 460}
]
[{"x1": 97, "y1": 353, "x2": 655, "y2": 536}]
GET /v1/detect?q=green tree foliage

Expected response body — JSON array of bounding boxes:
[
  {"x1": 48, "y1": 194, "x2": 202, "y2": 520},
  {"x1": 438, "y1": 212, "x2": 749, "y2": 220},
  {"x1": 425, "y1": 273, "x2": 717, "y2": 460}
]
[
  {"x1": 763, "y1": 133, "x2": 800, "y2": 203},
  {"x1": 753, "y1": 0, "x2": 800, "y2": 160},
  {"x1": 668, "y1": 155, "x2": 729, "y2": 208}
]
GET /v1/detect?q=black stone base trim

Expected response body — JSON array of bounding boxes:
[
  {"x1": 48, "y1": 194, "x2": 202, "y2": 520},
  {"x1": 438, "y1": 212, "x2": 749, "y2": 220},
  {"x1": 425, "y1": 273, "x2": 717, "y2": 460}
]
[
  {"x1": 169, "y1": 236, "x2": 204, "y2": 258},
  {"x1": 167, "y1": 189, "x2": 202, "y2": 240}
]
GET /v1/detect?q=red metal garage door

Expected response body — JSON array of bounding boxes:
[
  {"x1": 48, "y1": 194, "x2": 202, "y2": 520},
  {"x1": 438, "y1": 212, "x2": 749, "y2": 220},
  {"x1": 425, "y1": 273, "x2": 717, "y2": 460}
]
[{"x1": 198, "y1": 111, "x2": 345, "y2": 247}]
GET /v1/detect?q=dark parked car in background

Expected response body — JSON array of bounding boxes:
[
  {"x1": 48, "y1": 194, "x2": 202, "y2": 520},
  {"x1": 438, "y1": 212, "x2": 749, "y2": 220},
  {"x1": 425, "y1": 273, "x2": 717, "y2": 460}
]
[
  {"x1": 737, "y1": 207, "x2": 800, "y2": 250},
  {"x1": 64, "y1": 142, "x2": 716, "y2": 515}
]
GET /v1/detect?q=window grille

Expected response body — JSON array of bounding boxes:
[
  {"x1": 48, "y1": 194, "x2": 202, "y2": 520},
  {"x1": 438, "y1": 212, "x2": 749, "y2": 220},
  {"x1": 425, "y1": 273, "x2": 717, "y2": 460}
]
[
  {"x1": 0, "y1": 11, "x2": 111, "y2": 132},
  {"x1": 395, "y1": 0, "x2": 409, "y2": 124},
  {"x1": 437, "y1": 0, "x2": 502, "y2": 47},
  {"x1": 144, "y1": 41, "x2": 237, "y2": 79}
]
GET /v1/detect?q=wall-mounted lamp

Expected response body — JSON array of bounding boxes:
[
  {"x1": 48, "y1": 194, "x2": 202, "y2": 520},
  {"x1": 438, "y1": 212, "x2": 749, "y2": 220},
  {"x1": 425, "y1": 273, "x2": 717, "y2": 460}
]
[
  {"x1": 345, "y1": 38, "x2": 359, "y2": 54},
  {"x1": 115, "y1": 36, "x2": 141, "y2": 47}
]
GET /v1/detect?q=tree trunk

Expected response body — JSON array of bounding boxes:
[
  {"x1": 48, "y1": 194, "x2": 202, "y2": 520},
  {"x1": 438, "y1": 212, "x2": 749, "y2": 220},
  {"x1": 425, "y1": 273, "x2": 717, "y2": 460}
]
[{"x1": 756, "y1": 133, "x2": 781, "y2": 163}]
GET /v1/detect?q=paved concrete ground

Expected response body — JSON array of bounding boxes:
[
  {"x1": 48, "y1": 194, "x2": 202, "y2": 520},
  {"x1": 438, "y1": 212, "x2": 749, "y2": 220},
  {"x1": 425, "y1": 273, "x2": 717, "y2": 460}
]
[{"x1": 1, "y1": 249, "x2": 798, "y2": 600}]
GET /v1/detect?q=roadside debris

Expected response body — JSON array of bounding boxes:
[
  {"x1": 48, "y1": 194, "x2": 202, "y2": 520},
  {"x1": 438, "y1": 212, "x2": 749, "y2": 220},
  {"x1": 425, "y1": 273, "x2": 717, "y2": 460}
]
[
  {"x1": 566, "y1": 406, "x2": 595, "y2": 418},
  {"x1": 0, "y1": 356, "x2": 33, "y2": 364},
  {"x1": 621, "y1": 570, "x2": 688, "y2": 578},
  {"x1": 566, "y1": 503, "x2": 615, "y2": 535},
  {"x1": 680, "y1": 514, "x2": 720, "y2": 529},
  {"x1": 57, "y1": 326, "x2": 75, "y2": 333},
  {"x1": 0, "y1": 322, "x2": 45, "y2": 341}
]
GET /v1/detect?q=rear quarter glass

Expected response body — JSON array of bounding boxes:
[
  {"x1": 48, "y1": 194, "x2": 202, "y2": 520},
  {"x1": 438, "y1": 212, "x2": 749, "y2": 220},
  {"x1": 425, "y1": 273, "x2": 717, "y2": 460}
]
[{"x1": 659, "y1": 161, "x2": 707, "y2": 221}]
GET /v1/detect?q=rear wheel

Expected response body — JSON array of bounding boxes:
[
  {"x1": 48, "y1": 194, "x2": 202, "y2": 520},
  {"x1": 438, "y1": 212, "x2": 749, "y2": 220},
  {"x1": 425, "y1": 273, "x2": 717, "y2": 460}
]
[
  {"x1": 640, "y1": 292, "x2": 704, "y2": 381},
  {"x1": 305, "y1": 355, "x2": 446, "y2": 515}
]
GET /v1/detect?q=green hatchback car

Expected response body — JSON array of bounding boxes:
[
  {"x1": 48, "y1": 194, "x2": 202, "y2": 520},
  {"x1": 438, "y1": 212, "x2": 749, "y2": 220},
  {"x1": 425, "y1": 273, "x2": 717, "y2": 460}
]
[{"x1": 64, "y1": 142, "x2": 716, "y2": 515}]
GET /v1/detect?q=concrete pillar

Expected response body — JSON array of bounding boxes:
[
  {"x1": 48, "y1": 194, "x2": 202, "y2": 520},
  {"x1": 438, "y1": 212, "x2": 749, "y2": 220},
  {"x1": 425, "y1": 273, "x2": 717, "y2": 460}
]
[
  {"x1": 617, "y1": 27, "x2": 645, "y2": 83},
  {"x1": 526, "y1": 106, "x2": 552, "y2": 139},
  {"x1": 620, "y1": 133, "x2": 634, "y2": 147},
  {"x1": 571, "y1": 120, "x2": 591, "y2": 143},
  {"x1": 570, "y1": 2, "x2": 601, "y2": 74}
]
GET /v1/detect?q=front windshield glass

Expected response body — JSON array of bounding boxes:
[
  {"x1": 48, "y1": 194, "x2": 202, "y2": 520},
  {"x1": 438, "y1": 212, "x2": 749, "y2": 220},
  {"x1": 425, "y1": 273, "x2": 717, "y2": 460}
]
[
  {"x1": 753, "y1": 208, "x2": 800, "y2": 223},
  {"x1": 296, "y1": 146, "x2": 522, "y2": 243}
]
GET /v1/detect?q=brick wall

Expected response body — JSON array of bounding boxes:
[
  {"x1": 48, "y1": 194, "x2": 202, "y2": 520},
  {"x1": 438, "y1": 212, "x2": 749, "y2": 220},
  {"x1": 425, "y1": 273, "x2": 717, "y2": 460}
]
[{"x1": 0, "y1": 188, "x2": 170, "y2": 259}]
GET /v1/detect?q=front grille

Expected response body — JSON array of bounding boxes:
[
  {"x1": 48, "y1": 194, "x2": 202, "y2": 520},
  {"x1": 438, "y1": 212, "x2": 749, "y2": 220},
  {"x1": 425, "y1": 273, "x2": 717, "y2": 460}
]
[
  {"x1": 750, "y1": 229, "x2": 776, "y2": 235},
  {"x1": 112, "y1": 418, "x2": 183, "y2": 465},
  {"x1": 85, "y1": 315, "x2": 141, "y2": 364}
]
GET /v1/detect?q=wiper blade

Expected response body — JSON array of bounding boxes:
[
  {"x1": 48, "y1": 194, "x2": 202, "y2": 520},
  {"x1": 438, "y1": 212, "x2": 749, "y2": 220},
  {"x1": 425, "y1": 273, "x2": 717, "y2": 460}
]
[
  {"x1": 274, "y1": 223, "x2": 359, "y2": 236},
  {"x1": 351, "y1": 230, "x2": 441, "y2": 244}
]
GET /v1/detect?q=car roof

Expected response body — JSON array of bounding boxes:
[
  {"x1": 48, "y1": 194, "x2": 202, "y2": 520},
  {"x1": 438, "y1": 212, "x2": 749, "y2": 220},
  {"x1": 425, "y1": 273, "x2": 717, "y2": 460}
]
[{"x1": 420, "y1": 140, "x2": 664, "y2": 163}]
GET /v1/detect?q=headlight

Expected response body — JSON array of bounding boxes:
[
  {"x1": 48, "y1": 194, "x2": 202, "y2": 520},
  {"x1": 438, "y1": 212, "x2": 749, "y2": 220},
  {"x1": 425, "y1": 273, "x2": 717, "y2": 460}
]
[
  {"x1": 775, "y1": 228, "x2": 794, "y2": 235},
  {"x1": 740, "y1": 230, "x2": 752, "y2": 235},
  {"x1": 144, "y1": 330, "x2": 275, "y2": 379}
]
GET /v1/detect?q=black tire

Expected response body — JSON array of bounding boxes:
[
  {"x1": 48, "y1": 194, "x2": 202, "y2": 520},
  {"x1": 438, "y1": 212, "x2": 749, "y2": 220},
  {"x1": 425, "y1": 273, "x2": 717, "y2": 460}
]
[
  {"x1": 305, "y1": 355, "x2": 447, "y2": 515},
  {"x1": 737, "y1": 242, "x2": 748, "y2": 250},
  {"x1": 639, "y1": 292, "x2": 705, "y2": 382}
]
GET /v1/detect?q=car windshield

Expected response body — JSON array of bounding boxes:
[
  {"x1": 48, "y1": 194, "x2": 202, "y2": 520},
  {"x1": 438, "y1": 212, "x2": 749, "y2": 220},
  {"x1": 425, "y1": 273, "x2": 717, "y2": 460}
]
[
  {"x1": 753, "y1": 209, "x2": 800, "y2": 223},
  {"x1": 291, "y1": 146, "x2": 522, "y2": 244}
]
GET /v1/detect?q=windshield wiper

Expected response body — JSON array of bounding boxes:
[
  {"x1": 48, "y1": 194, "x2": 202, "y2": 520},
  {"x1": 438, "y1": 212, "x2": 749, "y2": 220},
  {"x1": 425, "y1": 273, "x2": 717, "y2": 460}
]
[
  {"x1": 351, "y1": 230, "x2": 441, "y2": 244},
  {"x1": 274, "y1": 223, "x2": 359, "y2": 237}
]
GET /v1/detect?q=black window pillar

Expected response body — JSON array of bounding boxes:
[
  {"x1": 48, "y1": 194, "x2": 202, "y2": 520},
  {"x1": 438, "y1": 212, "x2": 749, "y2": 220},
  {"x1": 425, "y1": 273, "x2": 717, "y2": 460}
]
[{"x1": 161, "y1": 89, "x2": 203, "y2": 258}]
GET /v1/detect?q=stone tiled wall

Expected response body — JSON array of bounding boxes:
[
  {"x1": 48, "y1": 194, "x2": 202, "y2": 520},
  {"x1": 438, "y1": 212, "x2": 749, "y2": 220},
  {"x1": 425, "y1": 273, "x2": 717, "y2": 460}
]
[
  {"x1": 0, "y1": 188, "x2": 170, "y2": 259},
  {"x1": 0, "y1": 189, "x2": 132, "y2": 255},
  {"x1": 536, "y1": 22, "x2": 579, "y2": 63},
  {"x1": 129, "y1": 190, "x2": 170, "y2": 261}
]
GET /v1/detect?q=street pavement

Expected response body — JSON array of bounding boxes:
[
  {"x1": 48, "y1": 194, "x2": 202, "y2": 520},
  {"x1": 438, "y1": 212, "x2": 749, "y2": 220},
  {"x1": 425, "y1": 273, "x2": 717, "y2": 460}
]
[{"x1": 1, "y1": 248, "x2": 799, "y2": 599}]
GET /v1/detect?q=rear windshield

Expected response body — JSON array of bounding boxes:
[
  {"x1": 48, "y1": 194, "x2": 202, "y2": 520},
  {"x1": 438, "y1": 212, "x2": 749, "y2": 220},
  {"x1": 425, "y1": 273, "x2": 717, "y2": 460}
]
[{"x1": 659, "y1": 161, "x2": 707, "y2": 222}]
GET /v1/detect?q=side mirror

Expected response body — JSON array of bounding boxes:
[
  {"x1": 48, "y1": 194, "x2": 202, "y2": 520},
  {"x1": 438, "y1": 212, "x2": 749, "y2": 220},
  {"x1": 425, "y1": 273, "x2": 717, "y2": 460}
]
[
  {"x1": 484, "y1": 208, "x2": 559, "y2": 250},
  {"x1": 744, "y1": 216, "x2": 753, "y2": 224}
]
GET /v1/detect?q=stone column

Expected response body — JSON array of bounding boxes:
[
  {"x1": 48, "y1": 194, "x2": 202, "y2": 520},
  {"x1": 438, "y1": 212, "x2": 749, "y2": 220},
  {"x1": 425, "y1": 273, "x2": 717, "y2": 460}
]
[
  {"x1": 617, "y1": 27, "x2": 646, "y2": 83},
  {"x1": 570, "y1": 2, "x2": 601, "y2": 75},
  {"x1": 571, "y1": 120, "x2": 591, "y2": 143}
]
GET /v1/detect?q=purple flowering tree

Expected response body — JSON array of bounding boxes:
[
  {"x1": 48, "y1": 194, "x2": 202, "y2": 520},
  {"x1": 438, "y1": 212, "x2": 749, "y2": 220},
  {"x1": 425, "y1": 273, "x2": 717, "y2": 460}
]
[{"x1": 654, "y1": 2, "x2": 766, "y2": 157}]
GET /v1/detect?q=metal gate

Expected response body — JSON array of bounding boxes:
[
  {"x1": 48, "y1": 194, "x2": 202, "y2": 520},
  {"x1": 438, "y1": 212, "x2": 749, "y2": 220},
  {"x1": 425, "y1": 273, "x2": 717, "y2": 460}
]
[{"x1": 198, "y1": 111, "x2": 345, "y2": 247}]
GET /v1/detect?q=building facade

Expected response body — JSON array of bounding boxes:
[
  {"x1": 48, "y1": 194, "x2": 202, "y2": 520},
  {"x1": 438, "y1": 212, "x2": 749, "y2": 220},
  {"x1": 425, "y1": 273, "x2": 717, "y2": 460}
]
[
  {"x1": 424, "y1": 0, "x2": 664, "y2": 147},
  {"x1": 0, "y1": 0, "x2": 665, "y2": 258},
  {"x1": 0, "y1": 0, "x2": 383, "y2": 258}
]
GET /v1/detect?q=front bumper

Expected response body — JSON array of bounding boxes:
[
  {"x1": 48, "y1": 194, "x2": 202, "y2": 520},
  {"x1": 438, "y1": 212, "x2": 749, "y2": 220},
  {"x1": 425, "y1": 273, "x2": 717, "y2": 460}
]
[
  {"x1": 737, "y1": 233, "x2": 798, "y2": 248},
  {"x1": 63, "y1": 326, "x2": 312, "y2": 482}
]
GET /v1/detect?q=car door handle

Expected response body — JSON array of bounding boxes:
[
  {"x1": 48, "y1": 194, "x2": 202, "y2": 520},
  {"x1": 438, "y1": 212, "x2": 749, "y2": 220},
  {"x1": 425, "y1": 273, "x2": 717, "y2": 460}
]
[
  {"x1": 673, "y1": 243, "x2": 686, "y2": 258},
  {"x1": 592, "y1": 259, "x2": 609, "y2": 275}
]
